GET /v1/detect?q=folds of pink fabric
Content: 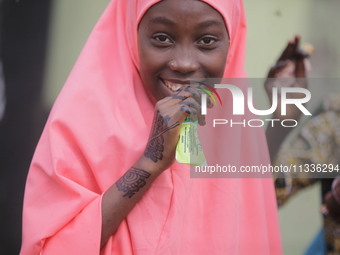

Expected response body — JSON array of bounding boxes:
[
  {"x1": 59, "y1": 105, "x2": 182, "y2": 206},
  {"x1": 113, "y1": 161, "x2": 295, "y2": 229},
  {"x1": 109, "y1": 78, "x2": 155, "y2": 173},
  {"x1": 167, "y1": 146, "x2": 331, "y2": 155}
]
[{"x1": 20, "y1": 0, "x2": 282, "y2": 254}]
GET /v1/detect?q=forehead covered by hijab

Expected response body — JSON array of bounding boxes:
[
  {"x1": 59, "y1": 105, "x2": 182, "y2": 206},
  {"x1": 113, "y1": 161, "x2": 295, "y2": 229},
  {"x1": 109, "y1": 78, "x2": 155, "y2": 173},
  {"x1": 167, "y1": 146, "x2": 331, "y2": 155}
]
[
  {"x1": 123, "y1": 0, "x2": 244, "y2": 73},
  {"x1": 135, "y1": 0, "x2": 240, "y2": 37}
]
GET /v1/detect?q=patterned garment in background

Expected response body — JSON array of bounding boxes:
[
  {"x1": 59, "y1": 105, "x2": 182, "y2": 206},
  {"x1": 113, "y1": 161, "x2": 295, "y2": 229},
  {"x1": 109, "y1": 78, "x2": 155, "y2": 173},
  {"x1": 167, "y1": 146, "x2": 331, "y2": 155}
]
[{"x1": 274, "y1": 93, "x2": 340, "y2": 255}]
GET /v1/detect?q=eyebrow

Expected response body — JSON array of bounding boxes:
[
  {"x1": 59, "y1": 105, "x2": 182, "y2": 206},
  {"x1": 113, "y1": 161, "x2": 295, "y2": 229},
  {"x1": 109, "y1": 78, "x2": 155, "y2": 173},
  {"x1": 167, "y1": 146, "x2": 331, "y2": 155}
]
[
  {"x1": 198, "y1": 20, "x2": 225, "y2": 29},
  {"x1": 149, "y1": 16, "x2": 176, "y2": 26},
  {"x1": 149, "y1": 17, "x2": 224, "y2": 28}
]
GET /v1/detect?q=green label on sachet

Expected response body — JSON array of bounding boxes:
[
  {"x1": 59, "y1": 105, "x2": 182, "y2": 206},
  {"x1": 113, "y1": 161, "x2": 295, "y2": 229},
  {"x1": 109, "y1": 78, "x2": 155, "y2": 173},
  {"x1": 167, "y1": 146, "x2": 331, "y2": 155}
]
[{"x1": 175, "y1": 118, "x2": 206, "y2": 166}]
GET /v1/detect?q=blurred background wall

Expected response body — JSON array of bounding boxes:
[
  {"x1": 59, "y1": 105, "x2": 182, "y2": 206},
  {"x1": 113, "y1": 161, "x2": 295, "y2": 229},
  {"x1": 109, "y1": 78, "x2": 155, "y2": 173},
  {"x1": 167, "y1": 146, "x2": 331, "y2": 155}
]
[
  {"x1": 0, "y1": 0, "x2": 52, "y2": 253},
  {"x1": 0, "y1": 0, "x2": 339, "y2": 254}
]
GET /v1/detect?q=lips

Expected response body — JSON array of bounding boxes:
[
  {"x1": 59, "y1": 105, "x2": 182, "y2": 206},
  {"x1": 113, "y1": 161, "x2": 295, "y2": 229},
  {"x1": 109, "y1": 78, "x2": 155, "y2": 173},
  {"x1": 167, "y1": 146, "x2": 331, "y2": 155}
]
[{"x1": 160, "y1": 78, "x2": 198, "y2": 93}]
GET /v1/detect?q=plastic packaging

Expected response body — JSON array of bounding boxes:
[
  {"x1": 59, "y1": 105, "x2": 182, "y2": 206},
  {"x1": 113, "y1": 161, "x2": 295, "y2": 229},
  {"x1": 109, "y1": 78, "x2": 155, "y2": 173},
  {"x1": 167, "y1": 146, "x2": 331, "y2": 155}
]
[{"x1": 175, "y1": 117, "x2": 207, "y2": 166}]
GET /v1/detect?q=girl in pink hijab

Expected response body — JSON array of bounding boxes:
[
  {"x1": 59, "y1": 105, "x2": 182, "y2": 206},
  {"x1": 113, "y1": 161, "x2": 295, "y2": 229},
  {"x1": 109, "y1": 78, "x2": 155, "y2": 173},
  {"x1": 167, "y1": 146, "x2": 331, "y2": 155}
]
[{"x1": 21, "y1": 0, "x2": 282, "y2": 254}]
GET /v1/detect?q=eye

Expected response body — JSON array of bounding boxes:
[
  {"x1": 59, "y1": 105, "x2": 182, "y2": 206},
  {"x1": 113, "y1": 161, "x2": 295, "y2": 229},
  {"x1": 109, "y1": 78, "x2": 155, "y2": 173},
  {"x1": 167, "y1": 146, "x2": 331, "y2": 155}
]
[
  {"x1": 197, "y1": 36, "x2": 217, "y2": 46},
  {"x1": 153, "y1": 34, "x2": 173, "y2": 44}
]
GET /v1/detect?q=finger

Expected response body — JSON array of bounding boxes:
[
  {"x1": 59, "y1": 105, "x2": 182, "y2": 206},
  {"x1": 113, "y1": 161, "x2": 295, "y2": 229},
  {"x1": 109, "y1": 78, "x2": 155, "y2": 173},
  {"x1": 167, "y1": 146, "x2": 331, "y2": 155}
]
[
  {"x1": 278, "y1": 41, "x2": 292, "y2": 61},
  {"x1": 160, "y1": 86, "x2": 195, "y2": 105},
  {"x1": 292, "y1": 35, "x2": 307, "y2": 60},
  {"x1": 294, "y1": 51, "x2": 307, "y2": 90},
  {"x1": 168, "y1": 94, "x2": 188, "y2": 101},
  {"x1": 179, "y1": 86, "x2": 214, "y2": 108},
  {"x1": 287, "y1": 35, "x2": 300, "y2": 60},
  {"x1": 199, "y1": 88, "x2": 215, "y2": 108},
  {"x1": 172, "y1": 86, "x2": 199, "y2": 100},
  {"x1": 278, "y1": 40, "x2": 295, "y2": 61},
  {"x1": 179, "y1": 98, "x2": 199, "y2": 122},
  {"x1": 267, "y1": 60, "x2": 291, "y2": 78},
  {"x1": 196, "y1": 83, "x2": 219, "y2": 107},
  {"x1": 293, "y1": 36, "x2": 310, "y2": 59},
  {"x1": 159, "y1": 86, "x2": 212, "y2": 113},
  {"x1": 294, "y1": 35, "x2": 300, "y2": 51},
  {"x1": 183, "y1": 86, "x2": 204, "y2": 104},
  {"x1": 195, "y1": 83, "x2": 223, "y2": 108},
  {"x1": 180, "y1": 104, "x2": 191, "y2": 115},
  {"x1": 294, "y1": 55, "x2": 306, "y2": 78},
  {"x1": 280, "y1": 35, "x2": 302, "y2": 62},
  {"x1": 180, "y1": 104, "x2": 198, "y2": 123},
  {"x1": 157, "y1": 93, "x2": 188, "y2": 109},
  {"x1": 190, "y1": 86, "x2": 215, "y2": 108},
  {"x1": 179, "y1": 98, "x2": 205, "y2": 125}
]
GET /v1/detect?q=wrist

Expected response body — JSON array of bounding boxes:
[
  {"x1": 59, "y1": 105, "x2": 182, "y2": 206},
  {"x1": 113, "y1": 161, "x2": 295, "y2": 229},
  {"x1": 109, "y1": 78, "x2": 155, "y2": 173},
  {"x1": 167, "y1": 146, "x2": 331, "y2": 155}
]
[{"x1": 133, "y1": 155, "x2": 167, "y2": 175}]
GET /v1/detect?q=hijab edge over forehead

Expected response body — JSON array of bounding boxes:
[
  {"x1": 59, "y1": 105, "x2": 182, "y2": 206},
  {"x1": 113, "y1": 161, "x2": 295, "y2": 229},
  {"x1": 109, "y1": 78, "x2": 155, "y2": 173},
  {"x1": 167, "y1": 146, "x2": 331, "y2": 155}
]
[
  {"x1": 135, "y1": 0, "x2": 233, "y2": 38},
  {"x1": 130, "y1": 0, "x2": 245, "y2": 77}
]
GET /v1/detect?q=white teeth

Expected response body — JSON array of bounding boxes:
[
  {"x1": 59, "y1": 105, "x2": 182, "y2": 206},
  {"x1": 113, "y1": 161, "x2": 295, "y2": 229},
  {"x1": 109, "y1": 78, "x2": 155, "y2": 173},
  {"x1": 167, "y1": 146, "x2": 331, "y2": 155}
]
[{"x1": 164, "y1": 80, "x2": 182, "y2": 92}]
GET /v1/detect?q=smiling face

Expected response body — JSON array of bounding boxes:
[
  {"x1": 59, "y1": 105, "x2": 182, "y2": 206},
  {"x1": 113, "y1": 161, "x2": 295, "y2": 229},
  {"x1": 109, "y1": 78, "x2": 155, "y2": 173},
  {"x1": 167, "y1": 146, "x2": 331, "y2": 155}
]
[{"x1": 138, "y1": 0, "x2": 230, "y2": 103}]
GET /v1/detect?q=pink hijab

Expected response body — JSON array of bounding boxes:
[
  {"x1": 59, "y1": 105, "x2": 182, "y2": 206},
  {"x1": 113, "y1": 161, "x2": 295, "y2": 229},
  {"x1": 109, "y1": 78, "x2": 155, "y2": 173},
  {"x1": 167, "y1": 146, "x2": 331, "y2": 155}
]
[{"x1": 21, "y1": 0, "x2": 282, "y2": 254}]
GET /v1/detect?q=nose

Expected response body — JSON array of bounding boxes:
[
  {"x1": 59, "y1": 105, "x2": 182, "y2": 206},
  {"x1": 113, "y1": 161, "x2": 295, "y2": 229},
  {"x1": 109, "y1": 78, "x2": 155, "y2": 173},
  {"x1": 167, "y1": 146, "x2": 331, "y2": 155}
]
[{"x1": 168, "y1": 48, "x2": 199, "y2": 74}]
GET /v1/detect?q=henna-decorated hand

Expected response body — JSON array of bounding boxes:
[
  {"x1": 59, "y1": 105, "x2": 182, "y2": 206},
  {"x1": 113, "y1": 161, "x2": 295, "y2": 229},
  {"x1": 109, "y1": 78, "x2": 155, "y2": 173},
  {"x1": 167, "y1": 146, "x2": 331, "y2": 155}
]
[
  {"x1": 265, "y1": 35, "x2": 311, "y2": 121},
  {"x1": 142, "y1": 85, "x2": 213, "y2": 171}
]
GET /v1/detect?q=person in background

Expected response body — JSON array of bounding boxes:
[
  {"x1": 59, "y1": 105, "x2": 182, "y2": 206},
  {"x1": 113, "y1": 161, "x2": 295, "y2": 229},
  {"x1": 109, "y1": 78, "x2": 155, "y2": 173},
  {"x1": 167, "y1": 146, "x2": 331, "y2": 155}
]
[{"x1": 266, "y1": 37, "x2": 340, "y2": 254}]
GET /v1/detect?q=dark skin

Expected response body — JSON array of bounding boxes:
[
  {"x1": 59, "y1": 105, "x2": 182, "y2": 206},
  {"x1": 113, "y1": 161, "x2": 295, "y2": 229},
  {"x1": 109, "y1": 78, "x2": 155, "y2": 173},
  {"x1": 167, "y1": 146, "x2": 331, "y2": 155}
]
[
  {"x1": 323, "y1": 192, "x2": 340, "y2": 222},
  {"x1": 265, "y1": 36, "x2": 340, "y2": 220},
  {"x1": 265, "y1": 35, "x2": 308, "y2": 161},
  {"x1": 100, "y1": 0, "x2": 229, "y2": 249}
]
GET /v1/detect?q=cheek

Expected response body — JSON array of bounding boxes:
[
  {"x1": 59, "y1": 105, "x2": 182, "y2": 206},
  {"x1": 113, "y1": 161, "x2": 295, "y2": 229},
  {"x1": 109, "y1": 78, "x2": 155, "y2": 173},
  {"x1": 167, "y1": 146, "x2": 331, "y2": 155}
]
[
  {"x1": 202, "y1": 51, "x2": 228, "y2": 77},
  {"x1": 138, "y1": 37, "x2": 152, "y2": 77},
  {"x1": 139, "y1": 47, "x2": 166, "y2": 80},
  {"x1": 138, "y1": 49, "x2": 152, "y2": 78},
  {"x1": 138, "y1": 44, "x2": 165, "y2": 101}
]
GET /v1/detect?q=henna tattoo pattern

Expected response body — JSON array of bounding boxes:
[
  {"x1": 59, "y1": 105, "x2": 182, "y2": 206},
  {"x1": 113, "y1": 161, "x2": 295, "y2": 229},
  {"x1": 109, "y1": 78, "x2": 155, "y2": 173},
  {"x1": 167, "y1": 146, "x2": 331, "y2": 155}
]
[
  {"x1": 169, "y1": 94, "x2": 187, "y2": 100},
  {"x1": 116, "y1": 167, "x2": 151, "y2": 198},
  {"x1": 144, "y1": 110, "x2": 179, "y2": 162}
]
